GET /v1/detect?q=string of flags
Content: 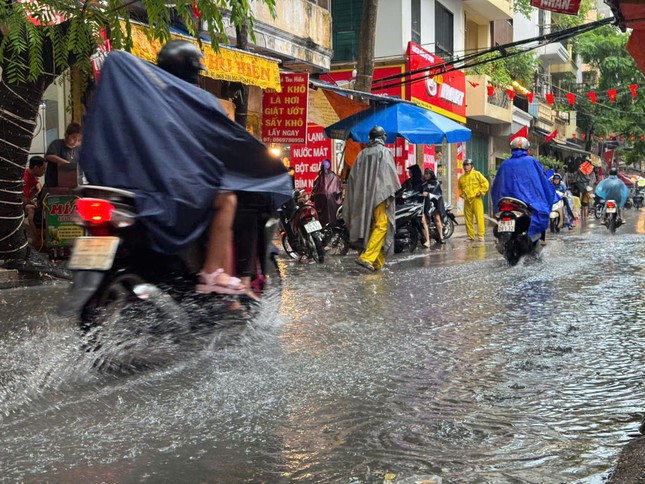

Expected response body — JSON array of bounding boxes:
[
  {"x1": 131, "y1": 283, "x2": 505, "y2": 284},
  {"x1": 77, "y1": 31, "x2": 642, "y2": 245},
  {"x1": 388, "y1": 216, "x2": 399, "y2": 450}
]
[{"x1": 488, "y1": 83, "x2": 639, "y2": 105}]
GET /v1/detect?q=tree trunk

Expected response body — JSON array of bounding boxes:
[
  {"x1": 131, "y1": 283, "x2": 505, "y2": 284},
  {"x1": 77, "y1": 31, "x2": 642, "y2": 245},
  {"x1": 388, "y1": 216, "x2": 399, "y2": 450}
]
[
  {"x1": 233, "y1": 22, "x2": 250, "y2": 128},
  {"x1": 0, "y1": 74, "x2": 53, "y2": 260},
  {"x1": 354, "y1": 0, "x2": 379, "y2": 94}
]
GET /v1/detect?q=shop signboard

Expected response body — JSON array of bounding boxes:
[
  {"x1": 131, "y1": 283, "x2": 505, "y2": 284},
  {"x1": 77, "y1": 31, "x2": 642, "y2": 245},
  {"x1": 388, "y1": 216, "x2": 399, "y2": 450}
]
[
  {"x1": 405, "y1": 42, "x2": 466, "y2": 123},
  {"x1": 394, "y1": 138, "x2": 416, "y2": 185},
  {"x1": 44, "y1": 194, "x2": 84, "y2": 251},
  {"x1": 423, "y1": 145, "x2": 437, "y2": 172},
  {"x1": 262, "y1": 73, "x2": 309, "y2": 145},
  {"x1": 530, "y1": 0, "x2": 581, "y2": 15},
  {"x1": 326, "y1": 66, "x2": 406, "y2": 99},
  {"x1": 289, "y1": 124, "x2": 333, "y2": 192}
]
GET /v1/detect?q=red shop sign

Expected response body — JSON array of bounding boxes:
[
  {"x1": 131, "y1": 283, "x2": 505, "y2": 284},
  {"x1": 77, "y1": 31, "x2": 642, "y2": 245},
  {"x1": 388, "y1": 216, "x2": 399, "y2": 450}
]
[
  {"x1": 530, "y1": 0, "x2": 581, "y2": 15},
  {"x1": 406, "y1": 42, "x2": 466, "y2": 123},
  {"x1": 289, "y1": 124, "x2": 333, "y2": 193},
  {"x1": 326, "y1": 65, "x2": 406, "y2": 99},
  {"x1": 262, "y1": 73, "x2": 309, "y2": 144}
]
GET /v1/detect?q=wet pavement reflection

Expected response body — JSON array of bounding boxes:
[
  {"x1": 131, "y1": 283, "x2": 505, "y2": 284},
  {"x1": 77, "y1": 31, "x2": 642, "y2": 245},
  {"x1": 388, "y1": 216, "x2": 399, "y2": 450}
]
[{"x1": 1, "y1": 211, "x2": 644, "y2": 483}]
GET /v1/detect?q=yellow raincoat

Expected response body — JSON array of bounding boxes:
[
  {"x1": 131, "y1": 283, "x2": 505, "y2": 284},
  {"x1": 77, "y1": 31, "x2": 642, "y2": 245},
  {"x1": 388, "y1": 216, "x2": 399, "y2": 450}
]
[{"x1": 458, "y1": 169, "x2": 490, "y2": 240}]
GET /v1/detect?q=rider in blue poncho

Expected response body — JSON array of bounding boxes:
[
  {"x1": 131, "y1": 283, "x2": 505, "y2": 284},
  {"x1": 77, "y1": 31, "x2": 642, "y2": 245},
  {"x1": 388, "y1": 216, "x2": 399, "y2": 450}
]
[
  {"x1": 595, "y1": 168, "x2": 630, "y2": 219},
  {"x1": 491, "y1": 137, "x2": 555, "y2": 241}
]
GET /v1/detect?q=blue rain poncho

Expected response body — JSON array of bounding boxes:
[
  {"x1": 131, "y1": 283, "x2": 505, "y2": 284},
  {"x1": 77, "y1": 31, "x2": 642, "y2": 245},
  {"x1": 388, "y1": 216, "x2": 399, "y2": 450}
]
[
  {"x1": 491, "y1": 149, "x2": 555, "y2": 238},
  {"x1": 595, "y1": 175, "x2": 630, "y2": 207},
  {"x1": 80, "y1": 51, "x2": 292, "y2": 254}
]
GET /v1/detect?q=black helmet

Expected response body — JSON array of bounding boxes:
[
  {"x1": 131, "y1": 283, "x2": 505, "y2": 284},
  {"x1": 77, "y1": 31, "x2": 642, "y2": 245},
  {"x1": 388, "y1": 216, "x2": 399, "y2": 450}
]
[
  {"x1": 463, "y1": 159, "x2": 474, "y2": 166},
  {"x1": 157, "y1": 40, "x2": 207, "y2": 84},
  {"x1": 369, "y1": 125, "x2": 387, "y2": 142},
  {"x1": 609, "y1": 167, "x2": 618, "y2": 176}
]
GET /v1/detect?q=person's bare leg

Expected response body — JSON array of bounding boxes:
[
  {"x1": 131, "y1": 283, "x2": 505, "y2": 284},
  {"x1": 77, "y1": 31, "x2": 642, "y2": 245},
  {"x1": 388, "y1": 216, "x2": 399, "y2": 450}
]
[
  {"x1": 25, "y1": 205, "x2": 36, "y2": 244},
  {"x1": 434, "y1": 213, "x2": 444, "y2": 242},
  {"x1": 421, "y1": 215, "x2": 431, "y2": 247},
  {"x1": 199, "y1": 192, "x2": 246, "y2": 291}
]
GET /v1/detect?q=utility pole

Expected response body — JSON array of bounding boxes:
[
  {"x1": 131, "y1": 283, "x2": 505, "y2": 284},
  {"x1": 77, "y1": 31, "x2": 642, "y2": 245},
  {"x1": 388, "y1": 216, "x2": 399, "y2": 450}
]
[{"x1": 353, "y1": 0, "x2": 379, "y2": 94}]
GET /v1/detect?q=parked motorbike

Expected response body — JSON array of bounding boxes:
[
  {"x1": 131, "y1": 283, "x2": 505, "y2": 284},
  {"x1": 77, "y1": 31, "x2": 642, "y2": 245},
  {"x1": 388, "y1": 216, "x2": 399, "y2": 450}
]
[
  {"x1": 425, "y1": 193, "x2": 457, "y2": 242},
  {"x1": 492, "y1": 197, "x2": 538, "y2": 266},
  {"x1": 394, "y1": 189, "x2": 424, "y2": 253},
  {"x1": 59, "y1": 185, "x2": 279, "y2": 368},
  {"x1": 278, "y1": 191, "x2": 325, "y2": 263},
  {"x1": 633, "y1": 189, "x2": 644, "y2": 209},
  {"x1": 602, "y1": 199, "x2": 623, "y2": 234},
  {"x1": 321, "y1": 205, "x2": 350, "y2": 256}
]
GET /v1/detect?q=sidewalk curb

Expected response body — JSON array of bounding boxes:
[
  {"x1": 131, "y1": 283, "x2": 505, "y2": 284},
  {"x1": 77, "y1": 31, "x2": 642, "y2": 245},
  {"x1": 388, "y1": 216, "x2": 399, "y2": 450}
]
[{"x1": 0, "y1": 268, "x2": 44, "y2": 290}]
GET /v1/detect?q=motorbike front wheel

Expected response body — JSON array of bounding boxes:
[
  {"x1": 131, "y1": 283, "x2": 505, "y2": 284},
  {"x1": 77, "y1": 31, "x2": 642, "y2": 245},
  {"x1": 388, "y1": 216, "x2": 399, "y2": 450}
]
[
  {"x1": 325, "y1": 228, "x2": 350, "y2": 256},
  {"x1": 442, "y1": 217, "x2": 455, "y2": 239},
  {"x1": 281, "y1": 234, "x2": 300, "y2": 260}
]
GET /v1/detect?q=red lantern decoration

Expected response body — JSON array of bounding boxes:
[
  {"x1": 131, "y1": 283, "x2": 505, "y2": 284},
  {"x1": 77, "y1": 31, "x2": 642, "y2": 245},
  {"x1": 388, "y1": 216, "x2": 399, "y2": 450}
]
[
  {"x1": 619, "y1": 135, "x2": 624, "y2": 141},
  {"x1": 581, "y1": 133, "x2": 587, "y2": 140},
  {"x1": 587, "y1": 92, "x2": 597, "y2": 103},
  {"x1": 640, "y1": 134, "x2": 645, "y2": 142},
  {"x1": 600, "y1": 135, "x2": 605, "y2": 141},
  {"x1": 546, "y1": 93, "x2": 554, "y2": 105},
  {"x1": 610, "y1": 133, "x2": 616, "y2": 140},
  {"x1": 572, "y1": 133, "x2": 577, "y2": 140},
  {"x1": 506, "y1": 89, "x2": 516, "y2": 100},
  {"x1": 630, "y1": 135, "x2": 635, "y2": 142},
  {"x1": 566, "y1": 93, "x2": 575, "y2": 105},
  {"x1": 630, "y1": 84, "x2": 638, "y2": 98},
  {"x1": 527, "y1": 92, "x2": 534, "y2": 103},
  {"x1": 608, "y1": 89, "x2": 617, "y2": 102},
  {"x1": 487, "y1": 85, "x2": 495, "y2": 97}
]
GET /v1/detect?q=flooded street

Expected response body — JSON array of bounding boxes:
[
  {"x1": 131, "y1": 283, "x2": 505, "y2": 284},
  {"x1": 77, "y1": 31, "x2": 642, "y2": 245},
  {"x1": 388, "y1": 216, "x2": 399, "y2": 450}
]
[{"x1": 1, "y1": 213, "x2": 644, "y2": 483}]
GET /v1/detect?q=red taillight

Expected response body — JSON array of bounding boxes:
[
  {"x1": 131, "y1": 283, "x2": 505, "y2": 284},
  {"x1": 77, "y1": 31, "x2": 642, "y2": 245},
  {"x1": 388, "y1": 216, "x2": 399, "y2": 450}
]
[
  {"x1": 606, "y1": 201, "x2": 616, "y2": 209},
  {"x1": 499, "y1": 202, "x2": 517, "y2": 212},
  {"x1": 502, "y1": 217, "x2": 512, "y2": 221},
  {"x1": 75, "y1": 198, "x2": 115, "y2": 224}
]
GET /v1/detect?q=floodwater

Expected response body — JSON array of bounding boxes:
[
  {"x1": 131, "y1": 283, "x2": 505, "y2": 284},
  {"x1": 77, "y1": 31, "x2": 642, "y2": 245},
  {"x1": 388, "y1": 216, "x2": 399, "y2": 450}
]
[{"x1": 1, "y1": 213, "x2": 644, "y2": 483}]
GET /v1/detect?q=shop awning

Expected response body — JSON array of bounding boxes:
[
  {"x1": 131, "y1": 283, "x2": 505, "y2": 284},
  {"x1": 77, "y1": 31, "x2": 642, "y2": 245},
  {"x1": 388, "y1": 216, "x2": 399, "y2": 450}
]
[
  {"x1": 128, "y1": 22, "x2": 282, "y2": 91},
  {"x1": 535, "y1": 128, "x2": 591, "y2": 156}
]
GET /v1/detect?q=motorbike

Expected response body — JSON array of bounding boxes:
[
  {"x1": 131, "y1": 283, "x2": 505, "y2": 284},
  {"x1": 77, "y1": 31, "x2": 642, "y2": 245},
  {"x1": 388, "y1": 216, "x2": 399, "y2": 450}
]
[
  {"x1": 394, "y1": 189, "x2": 424, "y2": 253},
  {"x1": 602, "y1": 199, "x2": 623, "y2": 234},
  {"x1": 278, "y1": 190, "x2": 325, "y2": 263},
  {"x1": 59, "y1": 185, "x2": 279, "y2": 368},
  {"x1": 633, "y1": 189, "x2": 644, "y2": 209},
  {"x1": 492, "y1": 197, "x2": 538, "y2": 266},
  {"x1": 425, "y1": 193, "x2": 457, "y2": 242},
  {"x1": 321, "y1": 205, "x2": 350, "y2": 256},
  {"x1": 549, "y1": 196, "x2": 565, "y2": 233},
  {"x1": 594, "y1": 195, "x2": 605, "y2": 220}
]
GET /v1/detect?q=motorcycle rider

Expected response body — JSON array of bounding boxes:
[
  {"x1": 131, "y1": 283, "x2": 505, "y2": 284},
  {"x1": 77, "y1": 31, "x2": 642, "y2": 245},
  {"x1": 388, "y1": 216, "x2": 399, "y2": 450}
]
[
  {"x1": 79, "y1": 41, "x2": 291, "y2": 296},
  {"x1": 595, "y1": 167, "x2": 630, "y2": 223},
  {"x1": 402, "y1": 164, "x2": 431, "y2": 248},
  {"x1": 346, "y1": 126, "x2": 401, "y2": 271},
  {"x1": 491, "y1": 137, "x2": 555, "y2": 249},
  {"x1": 422, "y1": 168, "x2": 446, "y2": 244}
]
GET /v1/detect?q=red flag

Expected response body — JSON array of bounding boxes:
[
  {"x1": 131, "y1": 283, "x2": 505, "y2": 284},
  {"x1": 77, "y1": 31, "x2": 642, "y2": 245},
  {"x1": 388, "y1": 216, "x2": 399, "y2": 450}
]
[
  {"x1": 545, "y1": 130, "x2": 558, "y2": 143},
  {"x1": 506, "y1": 89, "x2": 516, "y2": 100},
  {"x1": 581, "y1": 133, "x2": 586, "y2": 140},
  {"x1": 566, "y1": 93, "x2": 575, "y2": 105},
  {"x1": 510, "y1": 126, "x2": 529, "y2": 142},
  {"x1": 640, "y1": 135, "x2": 645, "y2": 142},
  {"x1": 546, "y1": 93, "x2": 554, "y2": 105},
  {"x1": 487, "y1": 85, "x2": 495, "y2": 97},
  {"x1": 630, "y1": 84, "x2": 638, "y2": 98},
  {"x1": 572, "y1": 133, "x2": 577, "y2": 140},
  {"x1": 608, "y1": 89, "x2": 617, "y2": 102},
  {"x1": 587, "y1": 92, "x2": 597, "y2": 103},
  {"x1": 527, "y1": 92, "x2": 534, "y2": 103}
]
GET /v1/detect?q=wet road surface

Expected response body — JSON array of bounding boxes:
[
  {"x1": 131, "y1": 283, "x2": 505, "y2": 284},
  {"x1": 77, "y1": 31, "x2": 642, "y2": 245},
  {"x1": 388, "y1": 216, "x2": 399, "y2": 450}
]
[{"x1": 0, "y1": 212, "x2": 644, "y2": 483}]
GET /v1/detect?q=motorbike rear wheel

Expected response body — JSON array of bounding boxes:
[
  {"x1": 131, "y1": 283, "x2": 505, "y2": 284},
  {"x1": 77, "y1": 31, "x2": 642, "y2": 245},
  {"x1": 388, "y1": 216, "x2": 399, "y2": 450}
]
[
  {"x1": 608, "y1": 214, "x2": 616, "y2": 234},
  {"x1": 281, "y1": 234, "x2": 300, "y2": 260},
  {"x1": 307, "y1": 231, "x2": 325, "y2": 263},
  {"x1": 80, "y1": 273, "x2": 190, "y2": 372}
]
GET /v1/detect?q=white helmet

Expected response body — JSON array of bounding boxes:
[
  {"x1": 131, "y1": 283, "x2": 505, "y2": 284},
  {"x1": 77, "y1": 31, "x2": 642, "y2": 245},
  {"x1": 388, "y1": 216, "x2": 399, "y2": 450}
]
[{"x1": 510, "y1": 136, "x2": 530, "y2": 150}]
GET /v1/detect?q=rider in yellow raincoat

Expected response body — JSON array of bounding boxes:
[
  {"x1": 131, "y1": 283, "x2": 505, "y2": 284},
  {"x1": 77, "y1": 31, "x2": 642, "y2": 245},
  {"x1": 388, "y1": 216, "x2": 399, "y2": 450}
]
[{"x1": 458, "y1": 159, "x2": 490, "y2": 241}]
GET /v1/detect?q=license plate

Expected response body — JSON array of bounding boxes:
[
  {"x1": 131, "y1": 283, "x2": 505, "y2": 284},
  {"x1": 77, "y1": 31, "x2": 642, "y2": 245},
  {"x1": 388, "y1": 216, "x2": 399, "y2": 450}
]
[
  {"x1": 304, "y1": 220, "x2": 322, "y2": 233},
  {"x1": 68, "y1": 237, "x2": 119, "y2": 270},
  {"x1": 498, "y1": 219, "x2": 516, "y2": 232},
  {"x1": 606, "y1": 206, "x2": 617, "y2": 213}
]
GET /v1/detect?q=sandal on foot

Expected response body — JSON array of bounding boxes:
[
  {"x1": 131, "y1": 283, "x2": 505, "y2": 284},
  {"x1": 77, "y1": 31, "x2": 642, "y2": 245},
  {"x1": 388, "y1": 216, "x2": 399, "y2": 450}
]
[
  {"x1": 355, "y1": 259, "x2": 375, "y2": 272},
  {"x1": 196, "y1": 269, "x2": 247, "y2": 295}
]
